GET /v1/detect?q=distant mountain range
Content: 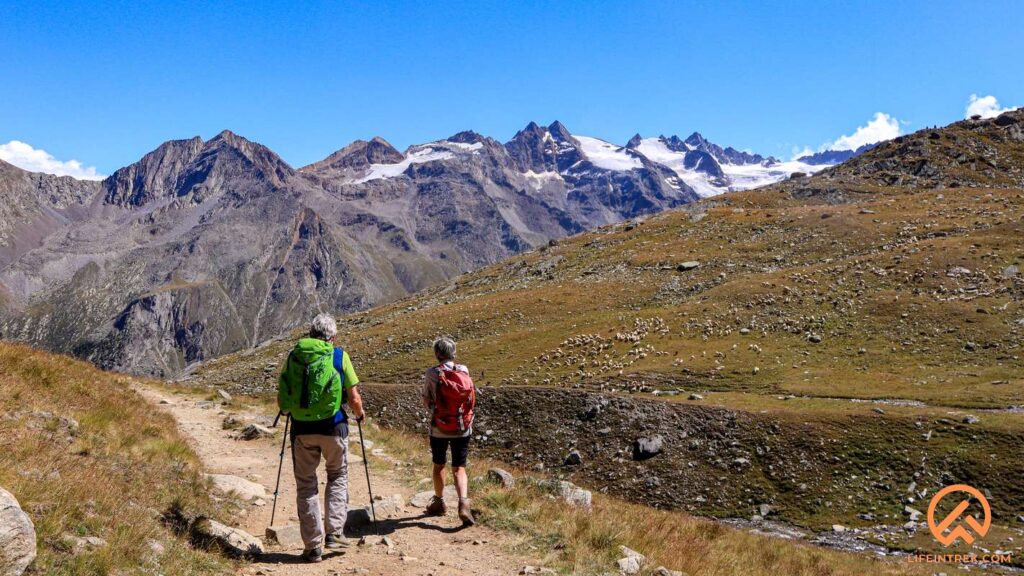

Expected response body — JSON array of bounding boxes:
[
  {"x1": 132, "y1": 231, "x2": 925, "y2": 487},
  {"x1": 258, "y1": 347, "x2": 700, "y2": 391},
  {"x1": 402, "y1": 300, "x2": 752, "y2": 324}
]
[{"x1": 0, "y1": 121, "x2": 873, "y2": 375}]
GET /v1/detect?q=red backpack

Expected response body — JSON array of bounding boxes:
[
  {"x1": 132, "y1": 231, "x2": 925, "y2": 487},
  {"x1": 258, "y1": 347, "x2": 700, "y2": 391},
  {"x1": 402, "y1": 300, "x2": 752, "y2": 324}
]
[{"x1": 432, "y1": 364, "x2": 476, "y2": 434}]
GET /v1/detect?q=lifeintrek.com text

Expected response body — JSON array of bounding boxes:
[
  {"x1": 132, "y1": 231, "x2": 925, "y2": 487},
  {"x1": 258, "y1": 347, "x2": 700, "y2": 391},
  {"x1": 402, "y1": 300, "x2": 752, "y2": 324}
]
[{"x1": 908, "y1": 553, "x2": 1014, "y2": 565}]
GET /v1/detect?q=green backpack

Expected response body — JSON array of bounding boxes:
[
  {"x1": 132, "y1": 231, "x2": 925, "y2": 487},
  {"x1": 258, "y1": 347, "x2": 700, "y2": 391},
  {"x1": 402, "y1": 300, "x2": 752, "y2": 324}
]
[{"x1": 278, "y1": 338, "x2": 342, "y2": 422}]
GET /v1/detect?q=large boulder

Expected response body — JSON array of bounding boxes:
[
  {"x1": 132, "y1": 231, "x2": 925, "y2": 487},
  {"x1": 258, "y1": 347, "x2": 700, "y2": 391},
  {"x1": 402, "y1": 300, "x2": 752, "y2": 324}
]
[{"x1": 0, "y1": 488, "x2": 36, "y2": 576}]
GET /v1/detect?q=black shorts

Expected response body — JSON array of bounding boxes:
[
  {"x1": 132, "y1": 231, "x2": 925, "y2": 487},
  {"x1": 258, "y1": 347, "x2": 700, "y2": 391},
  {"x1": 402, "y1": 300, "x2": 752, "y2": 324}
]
[{"x1": 430, "y1": 435, "x2": 471, "y2": 468}]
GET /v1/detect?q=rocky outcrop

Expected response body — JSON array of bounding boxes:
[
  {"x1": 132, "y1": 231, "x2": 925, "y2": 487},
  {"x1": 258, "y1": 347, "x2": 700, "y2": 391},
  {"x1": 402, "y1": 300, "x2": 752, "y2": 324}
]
[{"x1": 0, "y1": 487, "x2": 36, "y2": 576}]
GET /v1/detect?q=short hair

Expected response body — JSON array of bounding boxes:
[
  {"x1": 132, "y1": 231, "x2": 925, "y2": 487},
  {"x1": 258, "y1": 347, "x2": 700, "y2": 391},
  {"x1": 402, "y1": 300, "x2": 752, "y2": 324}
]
[
  {"x1": 310, "y1": 313, "x2": 338, "y2": 341},
  {"x1": 433, "y1": 337, "x2": 456, "y2": 361}
]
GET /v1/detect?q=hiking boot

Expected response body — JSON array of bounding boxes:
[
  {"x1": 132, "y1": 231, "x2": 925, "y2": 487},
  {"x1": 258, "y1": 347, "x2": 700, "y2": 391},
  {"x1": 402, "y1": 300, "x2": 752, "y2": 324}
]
[
  {"x1": 301, "y1": 547, "x2": 323, "y2": 563},
  {"x1": 325, "y1": 533, "x2": 351, "y2": 549},
  {"x1": 458, "y1": 498, "x2": 476, "y2": 526},
  {"x1": 425, "y1": 495, "x2": 447, "y2": 516}
]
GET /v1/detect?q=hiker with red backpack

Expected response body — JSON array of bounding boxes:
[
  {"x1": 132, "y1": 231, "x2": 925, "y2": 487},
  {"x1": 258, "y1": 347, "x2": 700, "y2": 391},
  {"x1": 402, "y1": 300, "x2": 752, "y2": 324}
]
[
  {"x1": 421, "y1": 337, "x2": 477, "y2": 525},
  {"x1": 277, "y1": 314, "x2": 365, "y2": 563}
]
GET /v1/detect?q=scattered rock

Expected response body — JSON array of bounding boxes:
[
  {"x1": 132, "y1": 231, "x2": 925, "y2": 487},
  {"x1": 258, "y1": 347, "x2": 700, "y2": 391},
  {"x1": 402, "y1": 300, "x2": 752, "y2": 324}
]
[
  {"x1": 371, "y1": 494, "x2": 405, "y2": 518},
  {"x1": 652, "y1": 568, "x2": 685, "y2": 576},
  {"x1": 62, "y1": 533, "x2": 108, "y2": 554},
  {"x1": 632, "y1": 435, "x2": 664, "y2": 461},
  {"x1": 410, "y1": 486, "x2": 458, "y2": 509},
  {"x1": 146, "y1": 539, "x2": 166, "y2": 557},
  {"x1": 676, "y1": 261, "x2": 700, "y2": 272},
  {"x1": 265, "y1": 525, "x2": 303, "y2": 549},
  {"x1": 206, "y1": 474, "x2": 267, "y2": 501},
  {"x1": 486, "y1": 468, "x2": 515, "y2": 489},
  {"x1": 832, "y1": 524, "x2": 846, "y2": 533},
  {"x1": 191, "y1": 517, "x2": 264, "y2": 557},
  {"x1": 905, "y1": 506, "x2": 923, "y2": 522},
  {"x1": 616, "y1": 547, "x2": 646, "y2": 575},
  {"x1": 0, "y1": 487, "x2": 36, "y2": 576},
  {"x1": 538, "y1": 480, "x2": 592, "y2": 509},
  {"x1": 807, "y1": 333, "x2": 822, "y2": 343},
  {"x1": 237, "y1": 424, "x2": 274, "y2": 440},
  {"x1": 217, "y1": 389, "x2": 232, "y2": 403},
  {"x1": 688, "y1": 393, "x2": 704, "y2": 401},
  {"x1": 564, "y1": 450, "x2": 583, "y2": 466},
  {"x1": 221, "y1": 415, "x2": 243, "y2": 430}
]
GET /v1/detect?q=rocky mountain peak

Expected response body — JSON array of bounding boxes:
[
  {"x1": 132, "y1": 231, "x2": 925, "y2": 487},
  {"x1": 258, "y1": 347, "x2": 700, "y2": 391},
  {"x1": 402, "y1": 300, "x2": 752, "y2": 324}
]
[
  {"x1": 301, "y1": 137, "x2": 404, "y2": 175},
  {"x1": 626, "y1": 134, "x2": 643, "y2": 149},
  {"x1": 102, "y1": 136, "x2": 206, "y2": 206},
  {"x1": 103, "y1": 131, "x2": 294, "y2": 207},
  {"x1": 447, "y1": 130, "x2": 486, "y2": 144},
  {"x1": 547, "y1": 120, "x2": 575, "y2": 142}
]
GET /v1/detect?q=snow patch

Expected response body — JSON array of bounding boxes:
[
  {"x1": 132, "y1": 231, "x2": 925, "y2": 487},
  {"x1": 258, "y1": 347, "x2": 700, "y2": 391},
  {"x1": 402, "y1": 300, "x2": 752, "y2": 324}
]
[
  {"x1": 356, "y1": 146, "x2": 453, "y2": 183},
  {"x1": 574, "y1": 136, "x2": 642, "y2": 171}
]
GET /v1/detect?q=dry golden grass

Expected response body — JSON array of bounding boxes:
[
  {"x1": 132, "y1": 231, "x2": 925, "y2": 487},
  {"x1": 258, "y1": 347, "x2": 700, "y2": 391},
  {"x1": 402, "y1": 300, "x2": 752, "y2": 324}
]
[{"x1": 0, "y1": 342, "x2": 230, "y2": 575}]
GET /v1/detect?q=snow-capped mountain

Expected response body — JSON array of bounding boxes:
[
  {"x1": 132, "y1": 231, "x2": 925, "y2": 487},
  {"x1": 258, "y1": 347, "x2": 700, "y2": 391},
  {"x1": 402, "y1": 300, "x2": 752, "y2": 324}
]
[
  {"x1": 624, "y1": 132, "x2": 842, "y2": 197},
  {"x1": 0, "y1": 120, "x2": 875, "y2": 377}
]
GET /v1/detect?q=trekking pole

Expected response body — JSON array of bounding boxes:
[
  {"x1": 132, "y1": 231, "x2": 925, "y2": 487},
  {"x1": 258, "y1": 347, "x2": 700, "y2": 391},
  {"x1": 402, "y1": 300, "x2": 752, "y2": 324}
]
[
  {"x1": 356, "y1": 418, "x2": 378, "y2": 535},
  {"x1": 270, "y1": 412, "x2": 290, "y2": 527}
]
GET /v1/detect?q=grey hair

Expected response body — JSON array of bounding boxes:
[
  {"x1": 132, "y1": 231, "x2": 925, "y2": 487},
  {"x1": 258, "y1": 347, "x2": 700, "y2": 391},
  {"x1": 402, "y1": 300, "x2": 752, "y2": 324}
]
[
  {"x1": 310, "y1": 313, "x2": 338, "y2": 341},
  {"x1": 433, "y1": 337, "x2": 456, "y2": 361}
]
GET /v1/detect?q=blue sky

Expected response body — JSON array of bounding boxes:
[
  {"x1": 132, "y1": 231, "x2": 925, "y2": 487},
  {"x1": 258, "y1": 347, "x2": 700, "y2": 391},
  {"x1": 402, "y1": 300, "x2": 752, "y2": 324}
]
[{"x1": 1, "y1": 0, "x2": 1021, "y2": 177}]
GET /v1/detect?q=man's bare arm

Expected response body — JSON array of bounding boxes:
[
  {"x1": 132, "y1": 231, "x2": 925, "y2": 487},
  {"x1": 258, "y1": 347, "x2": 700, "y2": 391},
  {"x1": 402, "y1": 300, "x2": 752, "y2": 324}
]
[{"x1": 348, "y1": 386, "x2": 366, "y2": 421}]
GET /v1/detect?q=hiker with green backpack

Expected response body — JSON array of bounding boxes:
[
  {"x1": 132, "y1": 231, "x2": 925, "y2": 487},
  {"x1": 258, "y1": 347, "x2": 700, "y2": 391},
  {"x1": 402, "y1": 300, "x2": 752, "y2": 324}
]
[{"x1": 277, "y1": 314, "x2": 365, "y2": 563}]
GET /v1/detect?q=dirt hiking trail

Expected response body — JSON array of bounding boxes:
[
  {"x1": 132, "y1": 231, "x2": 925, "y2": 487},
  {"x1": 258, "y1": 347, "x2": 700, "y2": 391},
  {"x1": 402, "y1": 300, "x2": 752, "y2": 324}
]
[{"x1": 141, "y1": 388, "x2": 533, "y2": 576}]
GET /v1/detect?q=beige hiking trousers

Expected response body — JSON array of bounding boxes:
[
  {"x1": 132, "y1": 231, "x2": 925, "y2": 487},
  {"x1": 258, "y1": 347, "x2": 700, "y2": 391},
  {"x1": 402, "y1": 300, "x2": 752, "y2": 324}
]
[{"x1": 291, "y1": 434, "x2": 348, "y2": 549}]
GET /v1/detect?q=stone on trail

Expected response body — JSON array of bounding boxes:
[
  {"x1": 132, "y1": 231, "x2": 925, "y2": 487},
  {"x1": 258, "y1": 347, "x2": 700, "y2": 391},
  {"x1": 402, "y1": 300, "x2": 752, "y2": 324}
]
[
  {"x1": 206, "y1": 474, "x2": 267, "y2": 501},
  {"x1": 237, "y1": 423, "x2": 274, "y2": 440},
  {"x1": 265, "y1": 525, "x2": 303, "y2": 549},
  {"x1": 371, "y1": 494, "x2": 405, "y2": 518},
  {"x1": 0, "y1": 487, "x2": 35, "y2": 576},
  {"x1": 486, "y1": 468, "x2": 515, "y2": 489},
  {"x1": 191, "y1": 517, "x2": 264, "y2": 557},
  {"x1": 346, "y1": 507, "x2": 373, "y2": 528},
  {"x1": 410, "y1": 485, "x2": 458, "y2": 508}
]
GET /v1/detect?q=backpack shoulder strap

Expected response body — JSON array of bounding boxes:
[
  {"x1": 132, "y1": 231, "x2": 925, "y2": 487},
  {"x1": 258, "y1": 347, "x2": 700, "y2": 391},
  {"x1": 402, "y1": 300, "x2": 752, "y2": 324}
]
[{"x1": 334, "y1": 347, "x2": 346, "y2": 403}]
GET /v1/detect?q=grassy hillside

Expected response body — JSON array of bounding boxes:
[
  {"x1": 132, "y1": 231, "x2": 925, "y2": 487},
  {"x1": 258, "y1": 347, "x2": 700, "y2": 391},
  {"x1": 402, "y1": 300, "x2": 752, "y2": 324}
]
[
  {"x1": 195, "y1": 183, "x2": 1023, "y2": 408},
  {"x1": 190, "y1": 115, "x2": 1024, "y2": 564},
  {"x1": 0, "y1": 342, "x2": 229, "y2": 575}
]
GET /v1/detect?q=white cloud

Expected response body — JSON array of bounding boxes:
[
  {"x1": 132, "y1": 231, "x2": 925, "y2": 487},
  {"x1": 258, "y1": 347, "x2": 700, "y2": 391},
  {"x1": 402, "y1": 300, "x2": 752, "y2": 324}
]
[
  {"x1": 965, "y1": 94, "x2": 1017, "y2": 119},
  {"x1": 828, "y1": 112, "x2": 902, "y2": 151},
  {"x1": 790, "y1": 146, "x2": 815, "y2": 161},
  {"x1": 0, "y1": 140, "x2": 105, "y2": 180}
]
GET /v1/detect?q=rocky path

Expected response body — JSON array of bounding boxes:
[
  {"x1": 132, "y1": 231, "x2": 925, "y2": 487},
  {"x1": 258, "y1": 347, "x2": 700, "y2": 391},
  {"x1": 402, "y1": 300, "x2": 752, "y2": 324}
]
[{"x1": 140, "y1": 388, "x2": 532, "y2": 576}]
